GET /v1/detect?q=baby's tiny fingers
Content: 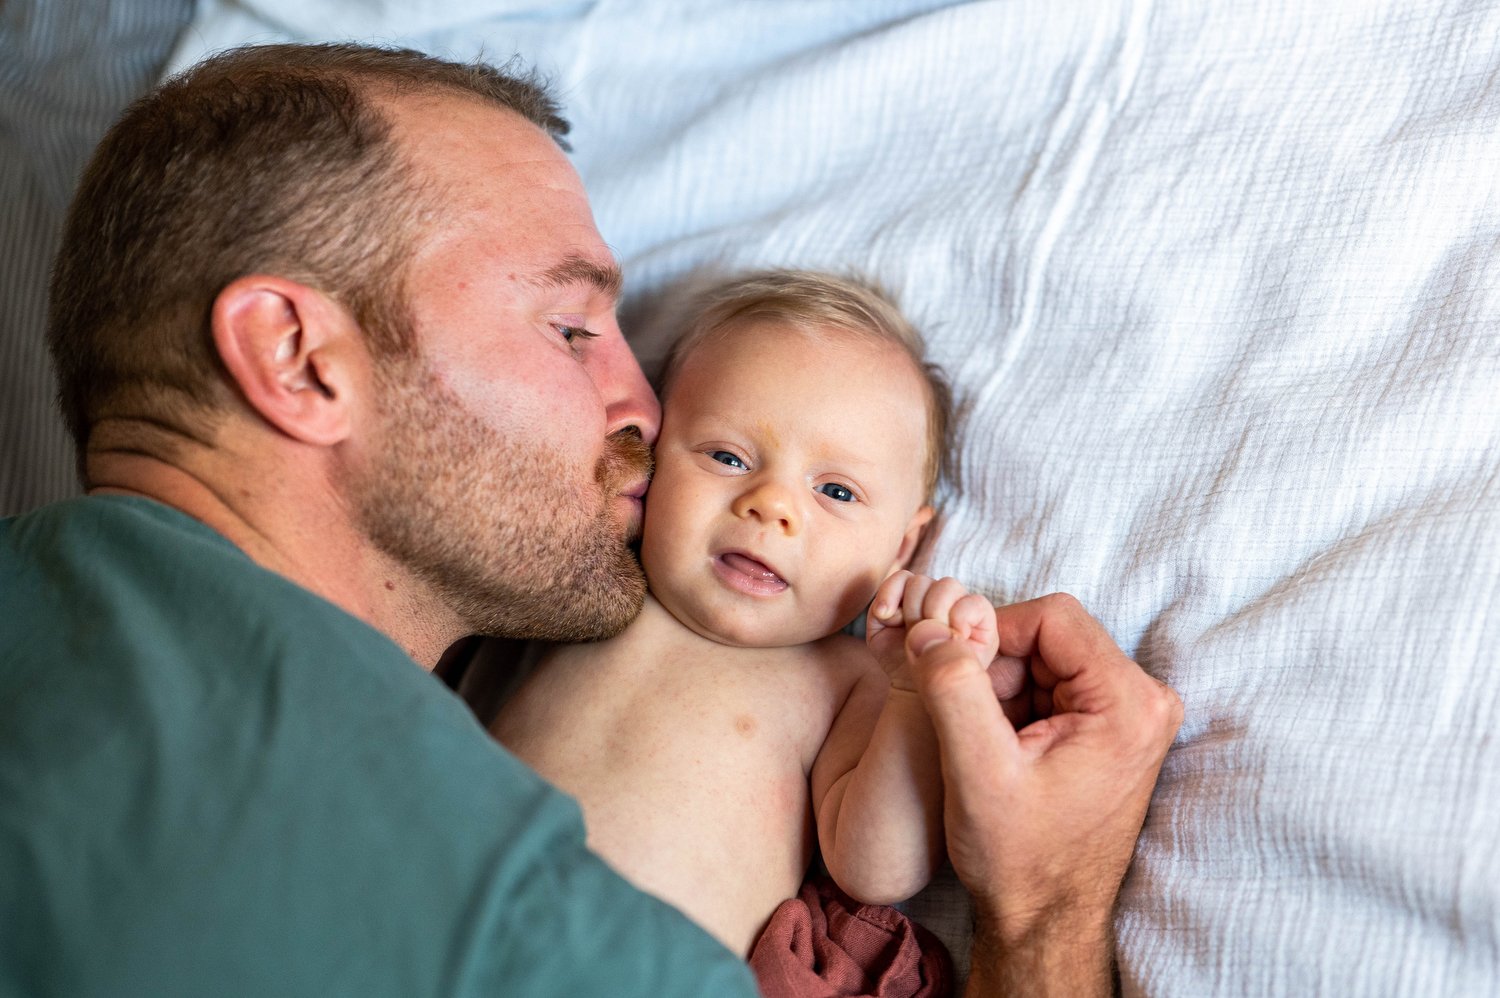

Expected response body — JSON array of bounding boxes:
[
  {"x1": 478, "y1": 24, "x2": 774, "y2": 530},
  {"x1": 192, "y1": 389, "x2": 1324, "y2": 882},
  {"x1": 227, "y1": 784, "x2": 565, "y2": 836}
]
[
  {"x1": 901, "y1": 574, "x2": 937, "y2": 627},
  {"x1": 951, "y1": 592, "x2": 997, "y2": 637},
  {"x1": 919, "y1": 576, "x2": 970, "y2": 624},
  {"x1": 871, "y1": 570, "x2": 914, "y2": 623}
]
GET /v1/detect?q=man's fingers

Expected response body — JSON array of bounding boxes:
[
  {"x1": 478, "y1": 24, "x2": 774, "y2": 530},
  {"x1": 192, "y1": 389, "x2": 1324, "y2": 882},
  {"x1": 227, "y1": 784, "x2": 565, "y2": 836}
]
[
  {"x1": 906, "y1": 620, "x2": 1020, "y2": 778},
  {"x1": 1012, "y1": 709, "x2": 1087, "y2": 758},
  {"x1": 988, "y1": 653, "x2": 1027, "y2": 700},
  {"x1": 995, "y1": 593, "x2": 1134, "y2": 686},
  {"x1": 994, "y1": 595, "x2": 1185, "y2": 758},
  {"x1": 1128, "y1": 675, "x2": 1185, "y2": 759}
]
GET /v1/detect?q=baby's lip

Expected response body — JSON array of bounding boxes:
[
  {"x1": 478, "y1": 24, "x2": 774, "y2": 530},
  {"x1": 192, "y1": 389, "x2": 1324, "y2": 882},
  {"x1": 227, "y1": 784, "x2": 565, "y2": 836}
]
[{"x1": 715, "y1": 550, "x2": 789, "y2": 591}]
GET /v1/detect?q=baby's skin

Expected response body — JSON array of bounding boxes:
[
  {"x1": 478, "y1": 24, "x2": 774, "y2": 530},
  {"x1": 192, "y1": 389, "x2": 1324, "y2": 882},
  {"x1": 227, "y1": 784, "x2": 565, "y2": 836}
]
[{"x1": 493, "y1": 319, "x2": 998, "y2": 954}]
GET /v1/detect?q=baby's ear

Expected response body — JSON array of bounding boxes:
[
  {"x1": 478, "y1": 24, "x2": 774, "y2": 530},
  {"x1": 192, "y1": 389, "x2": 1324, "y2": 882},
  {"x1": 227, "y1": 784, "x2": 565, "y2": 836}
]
[{"x1": 887, "y1": 505, "x2": 936, "y2": 576}]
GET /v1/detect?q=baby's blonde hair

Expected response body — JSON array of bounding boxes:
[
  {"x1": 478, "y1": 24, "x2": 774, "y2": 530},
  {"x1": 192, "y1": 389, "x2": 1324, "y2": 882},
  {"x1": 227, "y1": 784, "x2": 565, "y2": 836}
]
[{"x1": 659, "y1": 270, "x2": 953, "y2": 500}]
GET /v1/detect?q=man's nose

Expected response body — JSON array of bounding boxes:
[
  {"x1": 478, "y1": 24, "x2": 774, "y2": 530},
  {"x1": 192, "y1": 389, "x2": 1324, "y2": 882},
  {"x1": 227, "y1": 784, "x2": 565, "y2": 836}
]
[
  {"x1": 731, "y1": 480, "x2": 802, "y2": 535},
  {"x1": 592, "y1": 330, "x2": 661, "y2": 446}
]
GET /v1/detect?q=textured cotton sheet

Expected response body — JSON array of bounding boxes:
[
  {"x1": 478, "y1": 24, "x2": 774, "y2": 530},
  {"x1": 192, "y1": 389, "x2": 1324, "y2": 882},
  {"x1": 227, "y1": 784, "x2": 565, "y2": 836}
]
[
  {"x1": 0, "y1": 0, "x2": 195, "y2": 516},
  {"x1": 168, "y1": 2, "x2": 1500, "y2": 993}
]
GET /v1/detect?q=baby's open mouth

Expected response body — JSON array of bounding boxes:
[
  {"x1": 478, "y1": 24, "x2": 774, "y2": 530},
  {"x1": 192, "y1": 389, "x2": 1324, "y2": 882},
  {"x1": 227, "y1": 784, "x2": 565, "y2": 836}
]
[{"x1": 714, "y1": 551, "x2": 788, "y2": 595}]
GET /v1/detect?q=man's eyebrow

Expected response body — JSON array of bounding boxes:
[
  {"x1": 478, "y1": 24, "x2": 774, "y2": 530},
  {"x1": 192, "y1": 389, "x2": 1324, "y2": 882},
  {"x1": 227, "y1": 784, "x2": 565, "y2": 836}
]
[{"x1": 529, "y1": 256, "x2": 624, "y2": 300}]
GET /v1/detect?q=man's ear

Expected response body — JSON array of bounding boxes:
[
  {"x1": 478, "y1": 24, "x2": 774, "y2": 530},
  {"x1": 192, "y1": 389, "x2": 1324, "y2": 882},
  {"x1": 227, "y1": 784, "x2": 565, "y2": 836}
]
[
  {"x1": 887, "y1": 504, "x2": 936, "y2": 577},
  {"x1": 212, "y1": 275, "x2": 364, "y2": 446}
]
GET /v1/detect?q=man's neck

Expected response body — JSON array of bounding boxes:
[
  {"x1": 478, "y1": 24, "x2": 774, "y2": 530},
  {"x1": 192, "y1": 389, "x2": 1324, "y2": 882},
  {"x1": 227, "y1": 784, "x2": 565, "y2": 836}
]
[{"x1": 86, "y1": 443, "x2": 461, "y2": 669}]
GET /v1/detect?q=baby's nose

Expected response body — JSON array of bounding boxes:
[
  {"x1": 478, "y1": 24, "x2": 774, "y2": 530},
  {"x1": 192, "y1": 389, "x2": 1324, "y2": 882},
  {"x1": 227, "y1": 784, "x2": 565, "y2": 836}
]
[{"x1": 731, "y1": 480, "x2": 801, "y2": 534}]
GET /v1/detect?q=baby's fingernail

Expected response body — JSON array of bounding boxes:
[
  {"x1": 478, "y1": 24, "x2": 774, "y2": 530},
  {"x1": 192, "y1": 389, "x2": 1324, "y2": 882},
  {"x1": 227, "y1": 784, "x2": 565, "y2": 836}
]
[
  {"x1": 913, "y1": 634, "x2": 947, "y2": 655},
  {"x1": 875, "y1": 603, "x2": 890, "y2": 617}
]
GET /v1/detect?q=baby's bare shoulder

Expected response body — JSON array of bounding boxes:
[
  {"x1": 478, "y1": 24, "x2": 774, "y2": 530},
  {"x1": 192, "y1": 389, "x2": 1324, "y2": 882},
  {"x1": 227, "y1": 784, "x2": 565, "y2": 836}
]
[
  {"x1": 712, "y1": 634, "x2": 874, "y2": 723},
  {"x1": 744, "y1": 633, "x2": 873, "y2": 717},
  {"x1": 807, "y1": 631, "x2": 882, "y2": 680}
]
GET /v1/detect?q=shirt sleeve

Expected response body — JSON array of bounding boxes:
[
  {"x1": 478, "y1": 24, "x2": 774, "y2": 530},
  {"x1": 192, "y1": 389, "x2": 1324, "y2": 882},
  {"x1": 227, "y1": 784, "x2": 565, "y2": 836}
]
[{"x1": 457, "y1": 832, "x2": 758, "y2": 997}]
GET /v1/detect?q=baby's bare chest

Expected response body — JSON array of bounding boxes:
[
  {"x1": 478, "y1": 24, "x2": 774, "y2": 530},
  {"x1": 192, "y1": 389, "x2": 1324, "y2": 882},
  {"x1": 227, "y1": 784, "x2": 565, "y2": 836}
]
[
  {"x1": 494, "y1": 638, "x2": 869, "y2": 952},
  {"x1": 502, "y1": 643, "x2": 850, "y2": 792}
]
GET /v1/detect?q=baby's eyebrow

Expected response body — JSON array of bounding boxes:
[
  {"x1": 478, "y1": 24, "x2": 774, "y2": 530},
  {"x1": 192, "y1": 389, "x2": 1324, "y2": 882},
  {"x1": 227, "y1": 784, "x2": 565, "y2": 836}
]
[
  {"x1": 814, "y1": 447, "x2": 879, "y2": 471},
  {"x1": 529, "y1": 255, "x2": 623, "y2": 300}
]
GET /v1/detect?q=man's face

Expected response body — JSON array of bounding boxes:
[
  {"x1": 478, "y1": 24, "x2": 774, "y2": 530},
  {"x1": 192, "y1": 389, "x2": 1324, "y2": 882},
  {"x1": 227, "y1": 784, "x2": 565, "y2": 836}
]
[
  {"x1": 640, "y1": 321, "x2": 933, "y2": 648},
  {"x1": 346, "y1": 95, "x2": 658, "y2": 642}
]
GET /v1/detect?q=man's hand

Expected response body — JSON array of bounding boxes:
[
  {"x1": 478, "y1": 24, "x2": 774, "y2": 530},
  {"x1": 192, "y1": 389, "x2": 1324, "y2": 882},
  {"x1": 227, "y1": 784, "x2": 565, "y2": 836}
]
[
  {"x1": 866, "y1": 572, "x2": 1000, "y2": 692},
  {"x1": 904, "y1": 593, "x2": 1182, "y2": 997}
]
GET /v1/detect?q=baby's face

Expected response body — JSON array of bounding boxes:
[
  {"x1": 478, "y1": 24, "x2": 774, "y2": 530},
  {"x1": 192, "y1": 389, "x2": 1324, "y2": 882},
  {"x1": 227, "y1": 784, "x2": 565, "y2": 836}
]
[{"x1": 641, "y1": 320, "x2": 933, "y2": 648}]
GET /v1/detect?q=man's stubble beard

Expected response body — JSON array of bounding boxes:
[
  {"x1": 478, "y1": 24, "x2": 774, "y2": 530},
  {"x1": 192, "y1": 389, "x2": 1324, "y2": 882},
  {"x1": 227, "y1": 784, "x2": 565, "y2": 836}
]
[{"x1": 347, "y1": 355, "x2": 650, "y2": 643}]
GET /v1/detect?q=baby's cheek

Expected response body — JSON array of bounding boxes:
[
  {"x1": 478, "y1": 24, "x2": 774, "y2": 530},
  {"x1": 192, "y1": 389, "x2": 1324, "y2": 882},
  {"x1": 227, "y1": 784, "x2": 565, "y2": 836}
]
[
  {"x1": 829, "y1": 568, "x2": 885, "y2": 631},
  {"x1": 637, "y1": 490, "x2": 681, "y2": 581}
]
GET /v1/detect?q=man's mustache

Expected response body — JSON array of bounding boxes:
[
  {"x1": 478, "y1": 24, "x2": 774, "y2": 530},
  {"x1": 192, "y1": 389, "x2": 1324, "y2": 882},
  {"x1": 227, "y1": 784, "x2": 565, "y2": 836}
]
[{"x1": 597, "y1": 426, "x2": 654, "y2": 495}]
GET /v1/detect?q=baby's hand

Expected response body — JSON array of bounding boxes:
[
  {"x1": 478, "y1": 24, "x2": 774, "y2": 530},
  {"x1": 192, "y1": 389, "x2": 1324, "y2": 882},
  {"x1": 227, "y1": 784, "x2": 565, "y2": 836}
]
[{"x1": 866, "y1": 572, "x2": 1000, "y2": 691}]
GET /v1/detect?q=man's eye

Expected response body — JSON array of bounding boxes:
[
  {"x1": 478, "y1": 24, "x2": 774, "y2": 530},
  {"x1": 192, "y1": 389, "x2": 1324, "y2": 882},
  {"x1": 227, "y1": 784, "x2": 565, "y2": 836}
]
[
  {"x1": 710, "y1": 451, "x2": 747, "y2": 469},
  {"x1": 817, "y1": 483, "x2": 856, "y2": 502},
  {"x1": 554, "y1": 324, "x2": 599, "y2": 344}
]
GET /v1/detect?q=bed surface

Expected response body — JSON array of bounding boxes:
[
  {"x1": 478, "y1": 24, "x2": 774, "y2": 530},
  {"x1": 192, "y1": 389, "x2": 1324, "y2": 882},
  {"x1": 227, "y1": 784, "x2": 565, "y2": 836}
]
[{"x1": 7, "y1": 2, "x2": 1499, "y2": 993}]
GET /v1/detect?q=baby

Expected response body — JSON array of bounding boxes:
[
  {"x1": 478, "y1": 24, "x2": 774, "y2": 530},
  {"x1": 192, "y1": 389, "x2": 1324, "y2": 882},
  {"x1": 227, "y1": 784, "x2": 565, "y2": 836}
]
[{"x1": 492, "y1": 271, "x2": 997, "y2": 958}]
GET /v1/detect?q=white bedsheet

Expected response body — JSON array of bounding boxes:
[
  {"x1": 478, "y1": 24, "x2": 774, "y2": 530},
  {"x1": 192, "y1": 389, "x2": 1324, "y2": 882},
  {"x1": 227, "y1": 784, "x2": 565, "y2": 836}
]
[{"x1": 171, "y1": 2, "x2": 1500, "y2": 993}]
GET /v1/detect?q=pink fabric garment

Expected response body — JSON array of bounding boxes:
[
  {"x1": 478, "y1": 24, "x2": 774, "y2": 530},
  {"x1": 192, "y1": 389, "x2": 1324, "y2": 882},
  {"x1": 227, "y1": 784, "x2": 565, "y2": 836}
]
[{"x1": 749, "y1": 877, "x2": 953, "y2": 998}]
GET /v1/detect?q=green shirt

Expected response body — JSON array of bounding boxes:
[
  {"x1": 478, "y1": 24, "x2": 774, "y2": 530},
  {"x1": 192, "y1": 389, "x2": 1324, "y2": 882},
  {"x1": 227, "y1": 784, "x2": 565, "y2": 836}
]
[{"x1": 0, "y1": 496, "x2": 755, "y2": 997}]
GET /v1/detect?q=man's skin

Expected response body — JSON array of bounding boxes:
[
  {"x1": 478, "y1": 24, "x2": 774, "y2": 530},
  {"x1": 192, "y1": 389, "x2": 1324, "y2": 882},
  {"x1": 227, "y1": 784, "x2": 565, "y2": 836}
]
[
  {"x1": 908, "y1": 598, "x2": 1183, "y2": 995},
  {"x1": 85, "y1": 84, "x2": 1182, "y2": 995},
  {"x1": 88, "y1": 91, "x2": 658, "y2": 668}
]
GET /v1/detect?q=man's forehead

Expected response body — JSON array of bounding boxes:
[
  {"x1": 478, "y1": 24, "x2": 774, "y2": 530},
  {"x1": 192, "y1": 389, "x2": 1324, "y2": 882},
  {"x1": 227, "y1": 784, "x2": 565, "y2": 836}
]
[
  {"x1": 380, "y1": 92, "x2": 616, "y2": 289},
  {"x1": 381, "y1": 90, "x2": 574, "y2": 185}
]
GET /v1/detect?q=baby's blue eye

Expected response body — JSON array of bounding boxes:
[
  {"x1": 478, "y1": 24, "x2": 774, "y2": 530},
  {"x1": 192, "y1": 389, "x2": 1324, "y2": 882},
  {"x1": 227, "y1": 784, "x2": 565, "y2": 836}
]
[
  {"x1": 711, "y1": 451, "x2": 747, "y2": 469},
  {"x1": 817, "y1": 483, "x2": 855, "y2": 502}
]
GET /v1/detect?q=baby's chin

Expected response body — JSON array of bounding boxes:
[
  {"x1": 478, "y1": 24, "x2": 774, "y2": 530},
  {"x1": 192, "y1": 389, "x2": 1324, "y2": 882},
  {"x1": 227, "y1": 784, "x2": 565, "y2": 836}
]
[
  {"x1": 682, "y1": 609, "x2": 821, "y2": 650},
  {"x1": 650, "y1": 589, "x2": 841, "y2": 650}
]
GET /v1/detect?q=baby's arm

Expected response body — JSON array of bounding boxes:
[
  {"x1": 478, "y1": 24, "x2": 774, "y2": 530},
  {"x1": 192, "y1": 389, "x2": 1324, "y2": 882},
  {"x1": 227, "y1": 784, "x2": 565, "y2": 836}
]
[{"x1": 811, "y1": 573, "x2": 1000, "y2": 905}]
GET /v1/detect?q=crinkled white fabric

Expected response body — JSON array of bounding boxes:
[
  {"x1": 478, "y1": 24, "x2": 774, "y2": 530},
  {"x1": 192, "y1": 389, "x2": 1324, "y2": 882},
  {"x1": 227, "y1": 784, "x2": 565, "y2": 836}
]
[{"x1": 173, "y1": 2, "x2": 1500, "y2": 993}]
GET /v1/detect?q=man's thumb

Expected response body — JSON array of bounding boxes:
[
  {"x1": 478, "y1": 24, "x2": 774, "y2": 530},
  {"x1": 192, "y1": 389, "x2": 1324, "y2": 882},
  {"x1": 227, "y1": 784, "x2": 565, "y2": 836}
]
[{"x1": 908, "y1": 620, "x2": 1019, "y2": 767}]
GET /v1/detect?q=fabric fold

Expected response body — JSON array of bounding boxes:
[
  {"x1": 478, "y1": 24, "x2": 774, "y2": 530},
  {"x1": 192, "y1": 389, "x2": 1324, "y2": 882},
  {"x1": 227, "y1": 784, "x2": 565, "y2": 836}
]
[{"x1": 750, "y1": 877, "x2": 952, "y2": 998}]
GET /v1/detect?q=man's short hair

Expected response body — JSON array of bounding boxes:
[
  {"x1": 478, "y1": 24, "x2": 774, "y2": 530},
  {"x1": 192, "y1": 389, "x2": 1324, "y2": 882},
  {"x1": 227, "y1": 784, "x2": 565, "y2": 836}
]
[
  {"x1": 47, "y1": 43, "x2": 568, "y2": 481},
  {"x1": 659, "y1": 270, "x2": 954, "y2": 500}
]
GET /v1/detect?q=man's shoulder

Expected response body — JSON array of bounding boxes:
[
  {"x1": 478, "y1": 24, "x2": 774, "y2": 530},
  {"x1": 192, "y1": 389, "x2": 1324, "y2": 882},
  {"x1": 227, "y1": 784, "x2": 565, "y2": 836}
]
[
  {"x1": 0, "y1": 496, "x2": 758, "y2": 997},
  {"x1": 1, "y1": 496, "x2": 496, "y2": 823},
  {"x1": 4, "y1": 493, "x2": 406, "y2": 656}
]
